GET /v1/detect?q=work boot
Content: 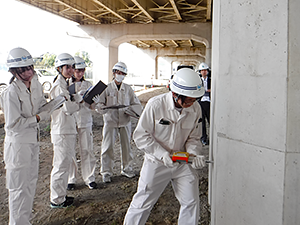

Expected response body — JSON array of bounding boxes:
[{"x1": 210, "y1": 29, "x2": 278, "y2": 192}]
[
  {"x1": 67, "y1": 183, "x2": 75, "y2": 190},
  {"x1": 87, "y1": 182, "x2": 98, "y2": 189},
  {"x1": 50, "y1": 196, "x2": 74, "y2": 209},
  {"x1": 121, "y1": 170, "x2": 136, "y2": 178},
  {"x1": 102, "y1": 174, "x2": 111, "y2": 183}
]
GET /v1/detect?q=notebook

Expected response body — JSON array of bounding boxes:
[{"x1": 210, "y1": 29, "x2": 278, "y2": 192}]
[
  {"x1": 68, "y1": 83, "x2": 76, "y2": 95},
  {"x1": 101, "y1": 105, "x2": 127, "y2": 109},
  {"x1": 68, "y1": 83, "x2": 76, "y2": 101},
  {"x1": 38, "y1": 95, "x2": 66, "y2": 114},
  {"x1": 124, "y1": 105, "x2": 143, "y2": 119},
  {"x1": 83, "y1": 80, "x2": 107, "y2": 104}
]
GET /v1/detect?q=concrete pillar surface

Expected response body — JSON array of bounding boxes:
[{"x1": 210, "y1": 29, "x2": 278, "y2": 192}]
[{"x1": 211, "y1": 1, "x2": 300, "y2": 225}]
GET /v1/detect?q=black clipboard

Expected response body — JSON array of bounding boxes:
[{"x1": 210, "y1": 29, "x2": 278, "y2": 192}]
[
  {"x1": 68, "y1": 83, "x2": 76, "y2": 95},
  {"x1": 101, "y1": 105, "x2": 127, "y2": 109},
  {"x1": 83, "y1": 80, "x2": 107, "y2": 104},
  {"x1": 68, "y1": 83, "x2": 76, "y2": 101},
  {"x1": 124, "y1": 105, "x2": 142, "y2": 119}
]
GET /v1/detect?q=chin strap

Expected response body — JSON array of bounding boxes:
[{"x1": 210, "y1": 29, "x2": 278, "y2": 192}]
[
  {"x1": 17, "y1": 73, "x2": 27, "y2": 82},
  {"x1": 174, "y1": 96, "x2": 178, "y2": 102}
]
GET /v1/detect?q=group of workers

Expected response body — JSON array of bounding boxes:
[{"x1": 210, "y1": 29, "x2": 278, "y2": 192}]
[{"x1": 1, "y1": 46, "x2": 210, "y2": 225}]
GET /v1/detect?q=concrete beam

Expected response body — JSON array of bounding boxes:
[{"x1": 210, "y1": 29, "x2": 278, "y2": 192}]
[{"x1": 80, "y1": 22, "x2": 211, "y2": 82}]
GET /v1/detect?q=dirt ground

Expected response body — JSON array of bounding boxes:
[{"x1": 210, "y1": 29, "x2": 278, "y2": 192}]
[{"x1": 0, "y1": 87, "x2": 210, "y2": 225}]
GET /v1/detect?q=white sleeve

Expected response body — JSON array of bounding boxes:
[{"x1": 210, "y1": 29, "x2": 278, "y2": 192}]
[{"x1": 133, "y1": 102, "x2": 168, "y2": 160}]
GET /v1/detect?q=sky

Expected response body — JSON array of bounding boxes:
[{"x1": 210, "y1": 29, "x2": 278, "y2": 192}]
[
  {"x1": 0, "y1": 0, "x2": 99, "y2": 62},
  {"x1": 0, "y1": 0, "x2": 169, "y2": 81}
]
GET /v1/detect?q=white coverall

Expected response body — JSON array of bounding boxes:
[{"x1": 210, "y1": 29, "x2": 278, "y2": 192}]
[
  {"x1": 124, "y1": 92, "x2": 203, "y2": 225},
  {"x1": 0, "y1": 75, "x2": 46, "y2": 225},
  {"x1": 68, "y1": 79, "x2": 96, "y2": 185},
  {"x1": 96, "y1": 81, "x2": 142, "y2": 176},
  {"x1": 50, "y1": 74, "x2": 80, "y2": 205}
]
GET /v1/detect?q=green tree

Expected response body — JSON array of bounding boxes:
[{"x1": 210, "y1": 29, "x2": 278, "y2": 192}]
[
  {"x1": 75, "y1": 51, "x2": 92, "y2": 67},
  {"x1": 41, "y1": 53, "x2": 56, "y2": 69}
]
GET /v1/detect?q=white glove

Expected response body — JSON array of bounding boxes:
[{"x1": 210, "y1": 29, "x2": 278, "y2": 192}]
[
  {"x1": 72, "y1": 93, "x2": 83, "y2": 103},
  {"x1": 162, "y1": 152, "x2": 178, "y2": 168},
  {"x1": 191, "y1": 155, "x2": 206, "y2": 169},
  {"x1": 37, "y1": 110, "x2": 51, "y2": 122},
  {"x1": 92, "y1": 94, "x2": 101, "y2": 104},
  {"x1": 78, "y1": 90, "x2": 86, "y2": 96}
]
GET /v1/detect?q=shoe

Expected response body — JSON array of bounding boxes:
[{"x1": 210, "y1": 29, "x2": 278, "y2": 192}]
[
  {"x1": 201, "y1": 139, "x2": 208, "y2": 146},
  {"x1": 67, "y1": 183, "x2": 75, "y2": 190},
  {"x1": 50, "y1": 196, "x2": 74, "y2": 209},
  {"x1": 121, "y1": 171, "x2": 136, "y2": 178},
  {"x1": 88, "y1": 182, "x2": 97, "y2": 189},
  {"x1": 102, "y1": 174, "x2": 111, "y2": 183}
]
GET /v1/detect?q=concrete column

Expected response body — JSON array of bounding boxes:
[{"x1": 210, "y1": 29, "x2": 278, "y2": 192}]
[
  {"x1": 80, "y1": 23, "x2": 211, "y2": 82},
  {"x1": 205, "y1": 46, "x2": 211, "y2": 67},
  {"x1": 154, "y1": 55, "x2": 159, "y2": 79},
  {"x1": 108, "y1": 46, "x2": 118, "y2": 82},
  {"x1": 210, "y1": 1, "x2": 300, "y2": 225},
  {"x1": 162, "y1": 57, "x2": 175, "y2": 78}
]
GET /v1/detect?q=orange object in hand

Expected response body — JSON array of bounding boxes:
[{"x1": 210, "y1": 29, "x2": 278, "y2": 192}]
[{"x1": 172, "y1": 152, "x2": 194, "y2": 164}]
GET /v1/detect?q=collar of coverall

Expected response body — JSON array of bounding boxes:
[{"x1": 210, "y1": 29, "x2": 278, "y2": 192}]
[{"x1": 167, "y1": 92, "x2": 195, "y2": 113}]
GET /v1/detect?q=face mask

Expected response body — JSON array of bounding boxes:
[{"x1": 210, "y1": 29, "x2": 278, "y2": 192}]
[{"x1": 115, "y1": 74, "x2": 125, "y2": 83}]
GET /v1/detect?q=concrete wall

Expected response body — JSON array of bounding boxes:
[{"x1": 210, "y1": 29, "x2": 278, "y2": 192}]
[
  {"x1": 284, "y1": 0, "x2": 300, "y2": 223},
  {"x1": 210, "y1": 1, "x2": 300, "y2": 224}
]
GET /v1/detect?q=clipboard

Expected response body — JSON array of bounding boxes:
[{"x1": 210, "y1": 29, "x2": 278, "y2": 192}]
[
  {"x1": 38, "y1": 95, "x2": 66, "y2": 114},
  {"x1": 68, "y1": 83, "x2": 76, "y2": 101},
  {"x1": 101, "y1": 105, "x2": 127, "y2": 109},
  {"x1": 124, "y1": 105, "x2": 143, "y2": 118},
  {"x1": 68, "y1": 83, "x2": 76, "y2": 95},
  {"x1": 83, "y1": 80, "x2": 107, "y2": 104}
]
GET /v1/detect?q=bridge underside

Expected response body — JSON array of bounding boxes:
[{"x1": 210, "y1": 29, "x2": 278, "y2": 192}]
[{"x1": 17, "y1": 0, "x2": 213, "y2": 80}]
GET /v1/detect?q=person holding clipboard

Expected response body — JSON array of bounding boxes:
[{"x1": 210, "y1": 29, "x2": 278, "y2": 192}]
[
  {"x1": 49, "y1": 53, "x2": 82, "y2": 209},
  {"x1": 93, "y1": 62, "x2": 142, "y2": 183},
  {"x1": 67, "y1": 56, "x2": 97, "y2": 191}
]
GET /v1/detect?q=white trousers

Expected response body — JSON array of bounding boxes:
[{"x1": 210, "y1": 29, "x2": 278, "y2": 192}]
[
  {"x1": 123, "y1": 158, "x2": 200, "y2": 225},
  {"x1": 50, "y1": 134, "x2": 76, "y2": 204},
  {"x1": 100, "y1": 124, "x2": 133, "y2": 175},
  {"x1": 68, "y1": 126, "x2": 96, "y2": 185},
  {"x1": 4, "y1": 142, "x2": 39, "y2": 225}
]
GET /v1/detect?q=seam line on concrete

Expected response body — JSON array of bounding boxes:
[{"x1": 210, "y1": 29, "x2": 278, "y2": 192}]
[{"x1": 217, "y1": 132, "x2": 283, "y2": 153}]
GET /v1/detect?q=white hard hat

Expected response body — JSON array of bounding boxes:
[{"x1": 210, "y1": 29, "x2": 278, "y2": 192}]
[
  {"x1": 112, "y1": 62, "x2": 127, "y2": 74},
  {"x1": 74, "y1": 56, "x2": 86, "y2": 69},
  {"x1": 7, "y1": 47, "x2": 34, "y2": 68},
  {"x1": 55, "y1": 53, "x2": 75, "y2": 68},
  {"x1": 170, "y1": 68, "x2": 205, "y2": 98},
  {"x1": 199, "y1": 62, "x2": 209, "y2": 71}
]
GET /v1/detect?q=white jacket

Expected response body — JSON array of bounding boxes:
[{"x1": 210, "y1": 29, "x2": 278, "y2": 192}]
[
  {"x1": 96, "y1": 81, "x2": 142, "y2": 127},
  {"x1": 70, "y1": 79, "x2": 93, "y2": 128},
  {"x1": 50, "y1": 74, "x2": 79, "y2": 135},
  {"x1": 133, "y1": 92, "x2": 203, "y2": 162},
  {"x1": 0, "y1": 75, "x2": 46, "y2": 143}
]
